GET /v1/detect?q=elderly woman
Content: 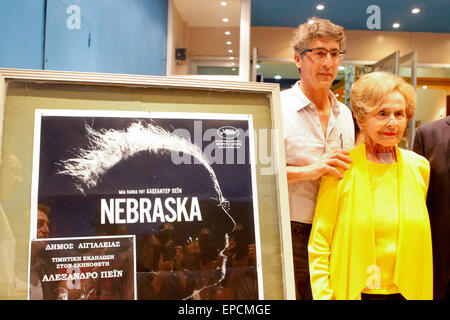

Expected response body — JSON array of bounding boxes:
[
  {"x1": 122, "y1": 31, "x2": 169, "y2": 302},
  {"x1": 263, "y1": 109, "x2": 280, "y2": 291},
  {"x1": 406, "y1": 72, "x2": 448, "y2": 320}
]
[{"x1": 308, "y1": 71, "x2": 433, "y2": 300}]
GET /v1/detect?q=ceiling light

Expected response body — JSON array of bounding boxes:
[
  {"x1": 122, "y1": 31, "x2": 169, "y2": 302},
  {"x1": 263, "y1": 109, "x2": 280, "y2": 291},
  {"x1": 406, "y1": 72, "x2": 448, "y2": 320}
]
[
  {"x1": 316, "y1": 4, "x2": 325, "y2": 10},
  {"x1": 335, "y1": 93, "x2": 339, "y2": 97},
  {"x1": 422, "y1": 85, "x2": 428, "y2": 89},
  {"x1": 256, "y1": 64, "x2": 261, "y2": 69},
  {"x1": 274, "y1": 75, "x2": 282, "y2": 80},
  {"x1": 411, "y1": 8, "x2": 420, "y2": 14},
  {"x1": 226, "y1": 41, "x2": 232, "y2": 45},
  {"x1": 225, "y1": 31, "x2": 230, "y2": 35},
  {"x1": 231, "y1": 62, "x2": 235, "y2": 66},
  {"x1": 222, "y1": 18, "x2": 229, "y2": 23},
  {"x1": 229, "y1": 57, "x2": 234, "y2": 60},
  {"x1": 338, "y1": 66, "x2": 345, "y2": 71},
  {"x1": 393, "y1": 23, "x2": 400, "y2": 29},
  {"x1": 220, "y1": 1, "x2": 227, "y2": 6},
  {"x1": 232, "y1": 68, "x2": 236, "y2": 71},
  {"x1": 228, "y1": 49, "x2": 233, "y2": 53}
]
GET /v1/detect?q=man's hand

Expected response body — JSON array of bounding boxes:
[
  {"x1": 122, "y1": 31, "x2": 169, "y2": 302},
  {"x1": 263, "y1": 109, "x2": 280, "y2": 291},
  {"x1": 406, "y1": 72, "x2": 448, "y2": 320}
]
[{"x1": 287, "y1": 150, "x2": 352, "y2": 183}]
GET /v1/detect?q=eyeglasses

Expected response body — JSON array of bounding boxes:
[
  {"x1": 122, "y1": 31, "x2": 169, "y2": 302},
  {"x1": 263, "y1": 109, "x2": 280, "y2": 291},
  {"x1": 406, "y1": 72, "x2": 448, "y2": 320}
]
[{"x1": 301, "y1": 48, "x2": 346, "y2": 61}]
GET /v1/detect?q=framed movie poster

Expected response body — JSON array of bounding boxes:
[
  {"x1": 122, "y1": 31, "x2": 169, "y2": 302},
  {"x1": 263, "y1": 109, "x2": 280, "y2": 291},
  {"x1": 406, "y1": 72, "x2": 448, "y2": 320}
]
[
  {"x1": 29, "y1": 109, "x2": 263, "y2": 300},
  {"x1": 0, "y1": 69, "x2": 294, "y2": 300}
]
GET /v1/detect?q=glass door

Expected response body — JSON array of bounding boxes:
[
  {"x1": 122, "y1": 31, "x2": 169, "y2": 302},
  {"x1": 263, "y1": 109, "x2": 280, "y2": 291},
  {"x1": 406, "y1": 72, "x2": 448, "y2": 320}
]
[{"x1": 363, "y1": 51, "x2": 400, "y2": 75}]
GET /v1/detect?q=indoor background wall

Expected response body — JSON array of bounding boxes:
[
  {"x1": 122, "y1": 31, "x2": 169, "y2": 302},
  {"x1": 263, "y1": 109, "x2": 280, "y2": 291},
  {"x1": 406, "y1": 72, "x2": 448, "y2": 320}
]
[
  {"x1": 0, "y1": 1, "x2": 46, "y2": 69},
  {"x1": 251, "y1": 27, "x2": 450, "y2": 65},
  {"x1": 0, "y1": 0, "x2": 168, "y2": 75},
  {"x1": 183, "y1": 26, "x2": 449, "y2": 125},
  {"x1": 416, "y1": 88, "x2": 450, "y2": 124},
  {"x1": 177, "y1": 25, "x2": 450, "y2": 65}
]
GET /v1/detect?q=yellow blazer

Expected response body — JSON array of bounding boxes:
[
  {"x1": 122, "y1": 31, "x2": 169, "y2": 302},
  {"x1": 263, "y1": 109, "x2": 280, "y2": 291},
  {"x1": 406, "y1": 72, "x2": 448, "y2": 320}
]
[{"x1": 308, "y1": 143, "x2": 433, "y2": 300}]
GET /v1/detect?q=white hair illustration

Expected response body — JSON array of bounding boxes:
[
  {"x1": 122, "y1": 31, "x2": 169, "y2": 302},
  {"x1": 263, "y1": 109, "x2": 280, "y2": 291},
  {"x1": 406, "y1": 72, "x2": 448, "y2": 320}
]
[{"x1": 58, "y1": 121, "x2": 231, "y2": 211}]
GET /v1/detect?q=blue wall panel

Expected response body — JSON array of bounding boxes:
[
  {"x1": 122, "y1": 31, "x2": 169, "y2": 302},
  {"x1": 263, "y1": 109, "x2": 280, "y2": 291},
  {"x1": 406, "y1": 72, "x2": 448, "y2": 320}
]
[
  {"x1": 0, "y1": 0, "x2": 45, "y2": 69},
  {"x1": 44, "y1": 0, "x2": 167, "y2": 75}
]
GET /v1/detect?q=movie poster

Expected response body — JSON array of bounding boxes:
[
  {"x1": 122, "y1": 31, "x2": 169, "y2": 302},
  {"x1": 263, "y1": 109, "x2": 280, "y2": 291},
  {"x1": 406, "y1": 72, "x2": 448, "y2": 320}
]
[{"x1": 29, "y1": 109, "x2": 263, "y2": 300}]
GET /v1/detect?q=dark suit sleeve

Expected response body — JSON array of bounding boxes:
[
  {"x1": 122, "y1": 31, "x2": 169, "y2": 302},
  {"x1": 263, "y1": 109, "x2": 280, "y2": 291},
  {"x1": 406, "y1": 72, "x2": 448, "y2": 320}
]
[{"x1": 413, "y1": 127, "x2": 425, "y2": 157}]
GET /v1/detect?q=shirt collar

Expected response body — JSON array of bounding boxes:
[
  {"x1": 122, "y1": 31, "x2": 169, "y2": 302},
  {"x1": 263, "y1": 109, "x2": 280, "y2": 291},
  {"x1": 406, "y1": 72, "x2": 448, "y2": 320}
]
[{"x1": 291, "y1": 80, "x2": 341, "y2": 116}]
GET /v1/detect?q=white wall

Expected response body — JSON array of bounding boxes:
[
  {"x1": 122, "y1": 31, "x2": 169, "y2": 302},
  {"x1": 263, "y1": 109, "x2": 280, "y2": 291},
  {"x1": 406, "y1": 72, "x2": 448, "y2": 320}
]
[{"x1": 416, "y1": 87, "x2": 450, "y2": 124}]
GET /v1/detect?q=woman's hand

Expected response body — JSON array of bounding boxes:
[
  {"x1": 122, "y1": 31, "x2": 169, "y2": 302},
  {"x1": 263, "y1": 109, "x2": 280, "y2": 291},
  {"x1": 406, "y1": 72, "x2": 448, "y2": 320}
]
[{"x1": 287, "y1": 150, "x2": 352, "y2": 183}]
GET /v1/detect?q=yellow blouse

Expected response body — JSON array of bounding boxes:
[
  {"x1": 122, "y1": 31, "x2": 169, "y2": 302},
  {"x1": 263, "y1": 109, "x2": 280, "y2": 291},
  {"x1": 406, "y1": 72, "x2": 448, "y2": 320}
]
[
  {"x1": 362, "y1": 162, "x2": 399, "y2": 294},
  {"x1": 308, "y1": 143, "x2": 433, "y2": 300}
]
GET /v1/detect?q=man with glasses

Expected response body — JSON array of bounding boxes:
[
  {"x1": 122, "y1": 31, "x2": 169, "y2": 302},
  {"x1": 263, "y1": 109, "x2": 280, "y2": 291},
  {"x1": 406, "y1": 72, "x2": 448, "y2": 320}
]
[{"x1": 280, "y1": 17, "x2": 354, "y2": 300}]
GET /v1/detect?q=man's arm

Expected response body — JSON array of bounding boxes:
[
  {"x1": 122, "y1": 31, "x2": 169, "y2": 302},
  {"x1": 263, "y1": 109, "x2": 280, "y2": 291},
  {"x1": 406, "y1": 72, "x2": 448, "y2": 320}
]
[{"x1": 287, "y1": 150, "x2": 352, "y2": 183}]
